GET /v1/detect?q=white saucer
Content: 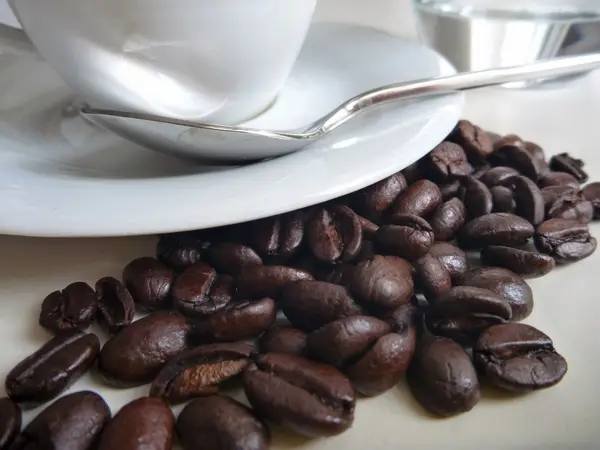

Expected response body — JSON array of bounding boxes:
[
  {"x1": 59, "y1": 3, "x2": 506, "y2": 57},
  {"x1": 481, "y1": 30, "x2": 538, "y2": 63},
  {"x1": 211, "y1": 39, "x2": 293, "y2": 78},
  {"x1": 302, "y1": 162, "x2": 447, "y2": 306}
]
[{"x1": 0, "y1": 22, "x2": 463, "y2": 237}]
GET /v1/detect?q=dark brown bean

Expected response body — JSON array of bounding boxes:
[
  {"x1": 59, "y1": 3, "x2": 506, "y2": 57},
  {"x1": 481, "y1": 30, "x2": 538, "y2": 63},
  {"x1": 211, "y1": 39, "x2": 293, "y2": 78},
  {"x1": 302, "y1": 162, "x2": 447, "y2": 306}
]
[
  {"x1": 236, "y1": 265, "x2": 314, "y2": 299},
  {"x1": 248, "y1": 211, "x2": 305, "y2": 263},
  {"x1": 503, "y1": 175, "x2": 545, "y2": 225},
  {"x1": 98, "y1": 397, "x2": 174, "y2": 450},
  {"x1": 491, "y1": 140, "x2": 544, "y2": 180},
  {"x1": 463, "y1": 177, "x2": 493, "y2": 218},
  {"x1": 458, "y1": 213, "x2": 535, "y2": 249},
  {"x1": 98, "y1": 311, "x2": 190, "y2": 387},
  {"x1": 428, "y1": 242, "x2": 469, "y2": 280},
  {"x1": 95, "y1": 276, "x2": 135, "y2": 334},
  {"x1": 525, "y1": 141, "x2": 546, "y2": 162},
  {"x1": 491, "y1": 185, "x2": 516, "y2": 213},
  {"x1": 422, "y1": 141, "x2": 471, "y2": 181},
  {"x1": 538, "y1": 171, "x2": 581, "y2": 189},
  {"x1": 448, "y1": 119, "x2": 494, "y2": 161},
  {"x1": 582, "y1": 182, "x2": 600, "y2": 219},
  {"x1": 357, "y1": 215, "x2": 379, "y2": 239},
  {"x1": 547, "y1": 192, "x2": 594, "y2": 223},
  {"x1": 391, "y1": 179, "x2": 443, "y2": 218},
  {"x1": 541, "y1": 185, "x2": 578, "y2": 212},
  {"x1": 535, "y1": 218, "x2": 597, "y2": 263},
  {"x1": 402, "y1": 161, "x2": 424, "y2": 185},
  {"x1": 376, "y1": 214, "x2": 434, "y2": 261},
  {"x1": 480, "y1": 166, "x2": 520, "y2": 187},
  {"x1": 156, "y1": 231, "x2": 208, "y2": 272},
  {"x1": 481, "y1": 245, "x2": 555, "y2": 278},
  {"x1": 413, "y1": 254, "x2": 452, "y2": 299},
  {"x1": 439, "y1": 180, "x2": 462, "y2": 200},
  {"x1": 207, "y1": 242, "x2": 263, "y2": 275},
  {"x1": 172, "y1": 263, "x2": 233, "y2": 317},
  {"x1": 123, "y1": 257, "x2": 175, "y2": 311},
  {"x1": 177, "y1": 395, "x2": 270, "y2": 450},
  {"x1": 150, "y1": 342, "x2": 254, "y2": 404},
  {"x1": 259, "y1": 326, "x2": 307, "y2": 356},
  {"x1": 5, "y1": 330, "x2": 100, "y2": 407},
  {"x1": 549, "y1": 153, "x2": 588, "y2": 183},
  {"x1": 428, "y1": 198, "x2": 468, "y2": 241},
  {"x1": 39, "y1": 282, "x2": 97, "y2": 333},
  {"x1": 352, "y1": 172, "x2": 407, "y2": 223},
  {"x1": 0, "y1": 398, "x2": 20, "y2": 449}
]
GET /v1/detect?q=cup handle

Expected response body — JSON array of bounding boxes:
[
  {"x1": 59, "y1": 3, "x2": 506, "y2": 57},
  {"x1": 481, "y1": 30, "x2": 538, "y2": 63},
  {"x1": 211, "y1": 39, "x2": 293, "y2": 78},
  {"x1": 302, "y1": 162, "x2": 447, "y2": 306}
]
[{"x1": 0, "y1": 22, "x2": 39, "y2": 58}]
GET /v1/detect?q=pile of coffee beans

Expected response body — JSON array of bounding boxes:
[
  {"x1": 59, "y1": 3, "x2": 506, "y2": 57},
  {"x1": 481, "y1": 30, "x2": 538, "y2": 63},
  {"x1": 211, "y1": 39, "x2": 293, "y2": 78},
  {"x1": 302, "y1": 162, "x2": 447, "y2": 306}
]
[{"x1": 1, "y1": 120, "x2": 598, "y2": 449}]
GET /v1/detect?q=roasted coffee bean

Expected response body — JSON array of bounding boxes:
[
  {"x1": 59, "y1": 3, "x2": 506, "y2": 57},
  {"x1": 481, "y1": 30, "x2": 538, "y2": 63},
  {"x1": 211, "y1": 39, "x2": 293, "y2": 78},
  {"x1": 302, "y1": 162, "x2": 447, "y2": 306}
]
[
  {"x1": 547, "y1": 192, "x2": 594, "y2": 223},
  {"x1": 243, "y1": 353, "x2": 355, "y2": 437},
  {"x1": 428, "y1": 198, "x2": 467, "y2": 241},
  {"x1": 541, "y1": 185, "x2": 578, "y2": 212},
  {"x1": 474, "y1": 323, "x2": 568, "y2": 392},
  {"x1": 316, "y1": 263, "x2": 355, "y2": 286},
  {"x1": 428, "y1": 242, "x2": 469, "y2": 280},
  {"x1": 493, "y1": 134, "x2": 525, "y2": 152},
  {"x1": 98, "y1": 397, "x2": 174, "y2": 450},
  {"x1": 355, "y1": 239, "x2": 377, "y2": 261},
  {"x1": 402, "y1": 161, "x2": 424, "y2": 185},
  {"x1": 504, "y1": 175, "x2": 545, "y2": 225},
  {"x1": 439, "y1": 180, "x2": 462, "y2": 200},
  {"x1": 491, "y1": 140, "x2": 544, "y2": 180},
  {"x1": 407, "y1": 335, "x2": 480, "y2": 417},
  {"x1": 39, "y1": 282, "x2": 97, "y2": 333},
  {"x1": 422, "y1": 141, "x2": 471, "y2": 181},
  {"x1": 391, "y1": 179, "x2": 443, "y2": 218},
  {"x1": 156, "y1": 231, "x2": 208, "y2": 272},
  {"x1": 413, "y1": 254, "x2": 452, "y2": 299},
  {"x1": 98, "y1": 311, "x2": 190, "y2": 387},
  {"x1": 259, "y1": 326, "x2": 307, "y2": 356},
  {"x1": 280, "y1": 281, "x2": 363, "y2": 332},
  {"x1": 236, "y1": 265, "x2": 314, "y2": 299},
  {"x1": 95, "y1": 276, "x2": 135, "y2": 334},
  {"x1": 480, "y1": 166, "x2": 520, "y2": 187},
  {"x1": 383, "y1": 302, "x2": 420, "y2": 333},
  {"x1": 207, "y1": 242, "x2": 263, "y2": 275},
  {"x1": 306, "y1": 204, "x2": 362, "y2": 263},
  {"x1": 352, "y1": 172, "x2": 407, "y2": 223},
  {"x1": 376, "y1": 214, "x2": 434, "y2": 261},
  {"x1": 191, "y1": 297, "x2": 277, "y2": 342},
  {"x1": 150, "y1": 342, "x2": 253, "y2": 404},
  {"x1": 462, "y1": 177, "x2": 493, "y2": 218},
  {"x1": 458, "y1": 213, "x2": 534, "y2": 249},
  {"x1": 172, "y1": 263, "x2": 233, "y2": 317},
  {"x1": 535, "y1": 218, "x2": 597, "y2": 263},
  {"x1": 549, "y1": 153, "x2": 588, "y2": 183},
  {"x1": 248, "y1": 211, "x2": 304, "y2": 263},
  {"x1": 481, "y1": 245, "x2": 555, "y2": 278},
  {"x1": 306, "y1": 316, "x2": 390, "y2": 367},
  {"x1": 456, "y1": 267, "x2": 534, "y2": 321},
  {"x1": 357, "y1": 215, "x2": 379, "y2": 239},
  {"x1": 525, "y1": 141, "x2": 546, "y2": 162},
  {"x1": 491, "y1": 185, "x2": 516, "y2": 213},
  {"x1": 177, "y1": 395, "x2": 270, "y2": 450},
  {"x1": 581, "y1": 182, "x2": 600, "y2": 219},
  {"x1": 448, "y1": 119, "x2": 494, "y2": 161},
  {"x1": 123, "y1": 257, "x2": 175, "y2": 311},
  {"x1": 349, "y1": 255, "x2": 414, "y2": 310},
  {"x1": 10, "y1": 391, "x2": 110, "y2": 450},
  {"x1": 0, "y1": 398, "x2": 20, "y2": 449},
  {"x1": 471, "y1": 162, "x2": 492, "y2": 180},
  {"x1": 426, "y1": 286, "x2": 512, "y2": 344},
  {"x1": 5, "y1": 330, "x2": 99, "y2": 407},
  {"x1": 538, "y1": 171, "x2": 581, "y2": 189}
]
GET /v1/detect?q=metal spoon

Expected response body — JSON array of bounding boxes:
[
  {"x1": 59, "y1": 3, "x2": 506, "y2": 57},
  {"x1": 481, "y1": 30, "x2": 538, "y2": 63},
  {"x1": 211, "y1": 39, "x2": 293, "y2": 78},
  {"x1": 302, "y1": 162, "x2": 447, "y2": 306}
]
[{"x1": 80, "y1": 53, "x2": 600, "y2": 161}]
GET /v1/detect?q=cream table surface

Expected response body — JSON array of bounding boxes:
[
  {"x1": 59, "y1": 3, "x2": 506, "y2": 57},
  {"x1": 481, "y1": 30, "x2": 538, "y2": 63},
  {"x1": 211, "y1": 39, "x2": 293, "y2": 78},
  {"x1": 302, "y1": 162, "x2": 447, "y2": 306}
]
[{"x1": 1, "y1": 0, "x2": 600, "y2": 449}]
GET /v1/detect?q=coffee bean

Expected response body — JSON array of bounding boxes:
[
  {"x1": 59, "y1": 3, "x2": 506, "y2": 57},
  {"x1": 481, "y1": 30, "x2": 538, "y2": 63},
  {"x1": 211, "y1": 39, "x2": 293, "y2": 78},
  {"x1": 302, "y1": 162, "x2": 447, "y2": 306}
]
[
  {"x1": 481, "y1": 245, "x2": 555, "y2": 278},
  {"x1": 349, "y1": 255, "x2": 414, "y2": 310},
  {"x1": 428, "y1": 198, "x2": 467, "y2": 241},
  {"x1": 306, "y1": 316, "x2": 391, "y2": 367},
  {"x1": 490, "y1": 186, "x2": 516, "y2": 213},
  {"x1": 123, "y1": 257, "x2": 175, "y2": 311},
  {"x1": 156, "y1": 231, "x2": 208, "y2": 272},
  {"x1": 428, "y1": 242, "x2": 469, "y2": 280},
  {"x1": 9, "y1": 391, "x2": 110, "y2": 450},
  {"x1": 150, "y1": 342, "x2": 253, "y2": 404},
  {"x1": 473, "y1": 323, "x2": 568, "y2": 392},
  {"x1": 280, "y1": 281, "x2": 364, "y2": 332},
  {"x1": 491, "y1": 140, "x2": 544, "y2": 180},
  {"x1": 456, "y1": 267, "x2": 534, "y2": 321},
  {"x1": 413, "y1": 254, "x2": 452, "y2": 299},
  {"x1": 407, "y1": 335, "x2": 480, "y2": 417},
  {"x1": 462, "y1": 177, "x2": 493, "y2": 218},
  {"x1": 426, "y1": 286, "x2": 512, "y2": 344},
  {"x1": 458, "y1": 213, "x2": 534, "y2": 249},
  {"x1": 0, "y1": 398, "x2": 20, "y2": 449},
  {"x1": 535, "y1": 218, "x2": 597, "y2": 263},
  {"x1": 581, "y1": 182, "x2": 600, "y2": 219},
  {"x1": 538, "y1": 171, "x2": 581, "y2": 189},
  {"x1": 306, "y1": 204, "x2": 362, "y2": 264},
  {"x1": 549, "y1": 153, "x2": 588, "y2": 183},
  {"x1": 480, "y1": 166, "x2": 520, "y2": 187},
  {"x1": 243, "y1": 353, "x2": 355, "y2": 437},
  {"x1": 355, "y1": 239, "x2": 377, "y2": 261},
  {"x1": 391, "y1": 179, "x2": 443, "y2": 218},
  {"x1": 316, "y1": 263, "x2": 355, "y2": 286},
  {"x1": 493, "y1": 134, "x2": 525, "y2": 153},
  {"x1": 39, "y1": 282, "x2": 97, "y2": 333},
  {"x1": 177, "y1": 395, "x2": 270, "y2": 450},
  {"x1": 248, "y1": 211, "x2": 304, "y2": 263},
  {"x1": 382, "y1": 301, "x2": 421, "y2": 333},
  {"x1": 422, "y1": 141, "x2": 471, "y2": 181},
  {"x1": 172, "y1": 263, "x2": 233, "y2": 317},
  {"x1": 439, "y1": 180, "x2": 462, "y2": 200},
  {"x1": 259, "y1": 326, "x2": 307, "y2": 356},
  {"x1": 524, "y1": 141, "x2": 546, "y2": 161},
  {"x1": 236, "y1": 265, "x2": 313, "y2": 299},
  {"x1": 207, "y1": 242, "x2": 263, "y2": 275},
  {"x1": 98, "y1": 397, "x2": 174, "y2": 450},
  {"x1": 547, "y1": 192, "x2": 594, "y2": 223},
  {"x1": 357, "y1": 215, "x2": 379, "y2": 239},
  {"x1": 541, "y1": 185, "x2": 578, "y2": 212},
  {"x1": 95, "y1": 276, "x2": 135, "y2": 334},
  {"x1": 376, "y1": 214, "x2": 434, "y2": 260},
  {"x1": 503, "y1": 175, "x2": 545, "y2": 225},
  {"x1": 402, "y1": 161, "x2": 424, "y2": 185},
  {"x1": 5, "y1": 330, "x2": 99, "y2": 407},
  {"x1": 448, "y1": 119, "x2": 494, "y2": 161},
  {"x1": 471, "y1": 162, "x2": 492, "y2": 180},
  {"x1": 352, "y1": 172, "x2": 407, "y2": 223},
  {"x1": 98, "y1": 311, "x2": 190, "y2": 387},
  {"x1": 191, "y1": 297, "x2": 277, "y2": 342}
]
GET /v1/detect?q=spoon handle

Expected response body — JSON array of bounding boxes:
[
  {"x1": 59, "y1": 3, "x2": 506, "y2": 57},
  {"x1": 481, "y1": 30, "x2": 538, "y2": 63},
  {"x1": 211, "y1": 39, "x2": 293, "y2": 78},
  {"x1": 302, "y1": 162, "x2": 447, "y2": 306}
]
[{"x1": 315, "y1": 53, "x2": 600, "y2": 135}]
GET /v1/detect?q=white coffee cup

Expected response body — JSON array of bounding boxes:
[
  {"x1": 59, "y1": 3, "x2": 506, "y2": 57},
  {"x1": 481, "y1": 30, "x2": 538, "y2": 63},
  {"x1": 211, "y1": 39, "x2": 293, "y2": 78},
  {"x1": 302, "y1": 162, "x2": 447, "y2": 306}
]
[{"x1": 0, "y1": 0, "x2": 316, "y2": 123}]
